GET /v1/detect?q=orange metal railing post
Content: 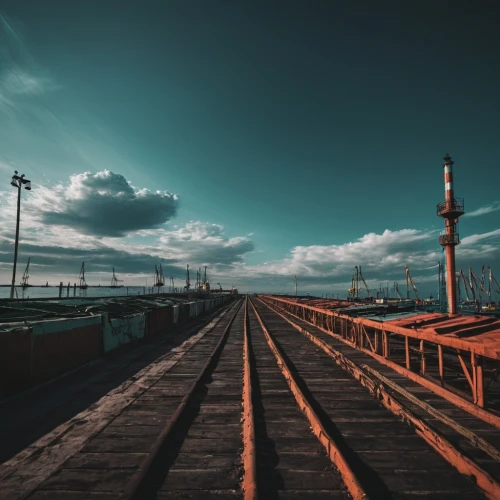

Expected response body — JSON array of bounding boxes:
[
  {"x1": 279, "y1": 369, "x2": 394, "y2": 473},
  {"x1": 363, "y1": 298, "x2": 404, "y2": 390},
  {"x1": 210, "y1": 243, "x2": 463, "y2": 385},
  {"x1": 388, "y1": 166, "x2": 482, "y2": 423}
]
[
  {"x1": 383, "y1": 331, "x2": 389, "y2": 358},
  {"x1": 405, "y1": 336, "x2": 411, "y2": 370},
  {"x1": 477, "y1": 358, "x2": 485, "y2": 408},
  {"x1": 420, "y1": 340, "x2": 426, "y2": 376},
  {"x1": 472, "y1": 353, "x2": 485, "y2": 408},
  {"x1": 438, "y1": 345, "x2": 445, "y2": 386}
]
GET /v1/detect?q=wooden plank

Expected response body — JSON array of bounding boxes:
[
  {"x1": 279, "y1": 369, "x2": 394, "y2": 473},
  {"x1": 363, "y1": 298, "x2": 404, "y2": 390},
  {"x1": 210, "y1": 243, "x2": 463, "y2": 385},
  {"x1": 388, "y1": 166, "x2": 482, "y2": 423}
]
[{"x1": 160, "y1": 469, "x2": 241, "y2": 491}]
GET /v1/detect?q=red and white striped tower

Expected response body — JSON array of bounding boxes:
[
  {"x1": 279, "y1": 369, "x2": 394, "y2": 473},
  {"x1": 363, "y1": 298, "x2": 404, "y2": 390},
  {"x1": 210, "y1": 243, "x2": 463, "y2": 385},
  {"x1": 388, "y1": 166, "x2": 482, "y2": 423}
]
[{"x1": 437, "y1": 154, "x2": 465, "y2": 314}]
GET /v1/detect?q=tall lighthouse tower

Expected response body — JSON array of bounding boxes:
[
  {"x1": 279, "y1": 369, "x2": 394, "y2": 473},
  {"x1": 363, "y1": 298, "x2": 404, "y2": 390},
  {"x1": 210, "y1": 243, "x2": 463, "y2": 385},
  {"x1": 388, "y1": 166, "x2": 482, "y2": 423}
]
[{"x1": 437, "y1": 154, "x2": 465, "y2": 315}]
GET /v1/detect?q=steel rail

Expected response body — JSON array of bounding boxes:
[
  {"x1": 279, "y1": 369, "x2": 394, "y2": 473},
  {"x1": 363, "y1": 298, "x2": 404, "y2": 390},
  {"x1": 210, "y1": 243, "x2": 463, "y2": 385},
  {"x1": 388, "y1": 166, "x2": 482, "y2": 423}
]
[
  {"x1": 248, "y1": 298, "x2": 368, "y2": 500},
  {"x1": 258, "y1": 297, "x2": 500, "y2": 500},
  {"x1": 241, "y1": 296, "x2": 258, "y2": 500},
  {"x1": 260, "y1": 295, "x2": 500, "y2": 430},
  {"x1": 119, "y1": 298, "x2": 244, "y2": 500}
]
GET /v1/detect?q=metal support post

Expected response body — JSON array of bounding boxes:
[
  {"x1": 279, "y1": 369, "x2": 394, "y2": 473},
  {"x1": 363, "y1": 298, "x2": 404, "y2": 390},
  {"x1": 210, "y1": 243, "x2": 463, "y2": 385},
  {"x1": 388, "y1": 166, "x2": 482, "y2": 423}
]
[{"x1": 405, "y1": 336, "x2": 411, "y2": 370}]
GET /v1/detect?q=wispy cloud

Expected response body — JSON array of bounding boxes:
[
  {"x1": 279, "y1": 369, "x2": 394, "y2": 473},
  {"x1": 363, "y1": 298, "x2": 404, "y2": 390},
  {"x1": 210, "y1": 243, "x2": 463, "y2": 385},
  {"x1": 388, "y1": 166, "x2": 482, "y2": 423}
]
[
  {"x1": 464, "y1": 201, "x2": 500, "y2": 218},
  {"x1": 0, "y1": 160, "x2": 14, "y2": 173},
  {"x1": 461, "y1": 229, "x2": 500, "y2": 246},
  {"x1": 0, "y1": 12, "x2": 61, "y2": 106},
  {"x1": 1, "y1": 67, "x2": 61, "y2": 96}
]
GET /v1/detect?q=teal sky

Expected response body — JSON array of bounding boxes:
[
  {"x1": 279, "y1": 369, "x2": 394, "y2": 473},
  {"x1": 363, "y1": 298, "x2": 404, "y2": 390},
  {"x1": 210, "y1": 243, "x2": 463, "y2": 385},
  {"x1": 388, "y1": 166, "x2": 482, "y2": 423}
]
[{"x1": 0, "y1": 1, "x2": 499, "y2": 297}]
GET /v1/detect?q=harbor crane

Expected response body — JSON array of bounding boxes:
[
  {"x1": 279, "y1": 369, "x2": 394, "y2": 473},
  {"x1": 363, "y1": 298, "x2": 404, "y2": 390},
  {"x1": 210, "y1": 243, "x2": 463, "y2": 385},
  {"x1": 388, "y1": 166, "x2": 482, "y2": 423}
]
[
  {"x1": 480, "y1": 265, "x2": 490, "y2": 296},
  {"x1": 460, "y1": 267, "x2": 479, "y2": 309},
  {"x1": 393, "y1": 281, "x2": 403, "y2": 300},
  {"x1": 21, "y1": 257, "x2": 31, "y2": 288},
  {"x1": 185, "y1": 264, "x2": 191, "y2": 292},
  {"x1": 456, "y1": 272, "x2": 461, "y2": 304},
  {"x1": 79, "y1": 262, "x2": 88, "y2": 289},
  {"x1": 348, "y1": 273, "x2": 356, "y2": 298},
  {"x1": 469, "y1": 267, "x2": 483, "y2": 303},
  {"x1": 110, "y1": 268, "x2": 123, "y2": 287},
  {"x1": 354, "y1": 265, "x2": 371, "y2": 298},
  {"x1": 489, "y1": 267, "x2": 500, "y2": 295},
  {"x1": 201, "y1": 266, "x2": 210, "y2": 292},
  {"x1": 154, "y1": 264, "x2": 165, "y2": 287},
  {"x1": 404, "y1": 265, "x2": 419, "y2": 300},
  {"x1": 460, "y1": 269, "x2": 472, "y2": 302}
]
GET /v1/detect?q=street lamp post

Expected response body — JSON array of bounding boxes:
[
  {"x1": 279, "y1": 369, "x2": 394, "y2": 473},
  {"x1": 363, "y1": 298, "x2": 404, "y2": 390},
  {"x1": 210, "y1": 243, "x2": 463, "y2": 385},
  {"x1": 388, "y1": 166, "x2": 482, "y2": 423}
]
[{"x1": 10, "y1": 171, "x2": 31, "y2": 299}]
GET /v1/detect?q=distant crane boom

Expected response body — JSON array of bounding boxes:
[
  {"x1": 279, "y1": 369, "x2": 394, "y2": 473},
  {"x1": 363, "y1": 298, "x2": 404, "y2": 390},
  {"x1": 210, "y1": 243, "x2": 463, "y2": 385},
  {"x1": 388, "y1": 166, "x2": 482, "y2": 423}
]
[
  {"x1": 111, "y1": 267, "x2": 123, "y2": 286},
  {"x1": 470, "y1": 267, "x2": 483, "y2": 301},
  {"x1": 153, "y1": 264, "x2": 165, "y2": 287},
  {"x1": 393, "y1": 281, "x2": 403, "y2": 299},
  {"x1": 460, "y1": 269, "x2": 471, "y2": 302},
  {"x1": 348, "y1": 273, "x2": 356, "y2": 297},
  {"x1": 466, "y1": 268, "x2": 478, "y2": 303},
  {"x1": 21, "y1": 257, "x2": 30, "y2": 287},
  {"x1": 480, "y1": 265, "x2": 489, "y2": 296},
  {"x1": 489, "y1": 267, "x2": 500, "y2": 294},
  {"x1": 355, "y1": 265, "x2": 371, "y2": 298},
  {"x1": 79, "y1": 262, "x2": 88, "y2": 289},
  {"x1": 404, "y1": 265, "x2": 419, "y2": 300}
]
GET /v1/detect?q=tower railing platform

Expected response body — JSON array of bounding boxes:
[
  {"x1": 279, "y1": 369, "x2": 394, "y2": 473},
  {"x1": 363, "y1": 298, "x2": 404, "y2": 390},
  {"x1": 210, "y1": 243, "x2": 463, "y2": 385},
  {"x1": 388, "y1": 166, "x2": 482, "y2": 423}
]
[
  {"x1": 439, "y1": 233, "x2": 460, "y2": 246},
  {"x1": 437, "y1": 198, "x2": 465, "y2": 217}
]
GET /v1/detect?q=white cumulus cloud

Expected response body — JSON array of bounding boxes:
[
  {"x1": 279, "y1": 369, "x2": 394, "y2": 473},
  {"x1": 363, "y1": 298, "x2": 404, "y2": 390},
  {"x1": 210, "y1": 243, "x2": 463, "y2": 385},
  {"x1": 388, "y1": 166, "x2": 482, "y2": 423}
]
[{"x1": 33, "y1": 170, "x2": 178, "y2": 237}]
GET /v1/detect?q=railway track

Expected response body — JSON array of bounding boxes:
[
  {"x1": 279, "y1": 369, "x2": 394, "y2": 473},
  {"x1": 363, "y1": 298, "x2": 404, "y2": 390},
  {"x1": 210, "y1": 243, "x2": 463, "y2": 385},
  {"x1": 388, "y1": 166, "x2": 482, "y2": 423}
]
[{"x1": 4, "y1": 296, "x2": 500, "y2": 499}]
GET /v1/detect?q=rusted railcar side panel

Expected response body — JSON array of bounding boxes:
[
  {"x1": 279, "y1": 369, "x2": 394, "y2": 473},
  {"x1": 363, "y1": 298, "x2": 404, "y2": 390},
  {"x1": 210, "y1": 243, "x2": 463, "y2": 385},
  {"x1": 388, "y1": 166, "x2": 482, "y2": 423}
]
[
  {"x1": 33, "y1": 324, "x2": 102, "y2": 383},
  {"x1": 146, "y1": 307, "x2": 173, "y2": 337},
  {"x1": 59, "y1": 324, "x2": 102, "y2": 372},
  {"x1": 0, "y1": 329, "x2": 32, "y2": 397},
  {"x1": 1, "y1": 323, "x2": 102, "y2": 397},
  {"x1": 178, "y1": 303, "x2": 191, "y2": 324}
]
